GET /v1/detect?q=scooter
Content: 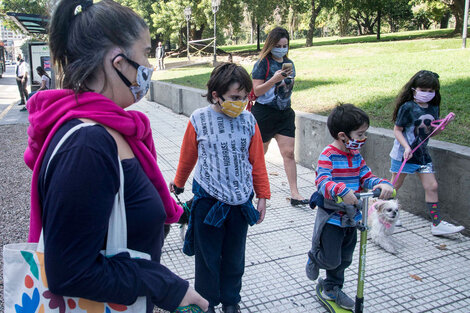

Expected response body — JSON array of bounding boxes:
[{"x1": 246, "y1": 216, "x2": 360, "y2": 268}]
[{"x1": 316, "y1": 188, "x2": 396, "y2": 313}]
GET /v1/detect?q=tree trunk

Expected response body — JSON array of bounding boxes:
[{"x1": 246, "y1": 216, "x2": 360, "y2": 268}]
[
  {"x1": 251, "y1": 17, "x2": 255, "y2": 44},
  {"x1": 257, "y1": 23, "x2": 260, "y2": 51},
  {"x1": 339, "y1": 10, "x2": 351, "y2": 37},
  {"x1": 193, "y1": 24, "x2": 205, "y2": 40},
  {"x1": 449, "y1": 0, "x2": 465, "y2": 34},
  {"x1": 440, "y1": 11, "x2": 451, "y2": 29},
  {"x1": 377, "y1": 8, "x2": 381, "y2": 40},
  {"x1": 306, "y1": 0, "x2": 321, "y2": 47}
]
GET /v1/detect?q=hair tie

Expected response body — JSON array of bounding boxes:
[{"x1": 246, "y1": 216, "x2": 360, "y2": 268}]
[{"x1": 74, "y1": 0, "x2": 93, "y2": 16}]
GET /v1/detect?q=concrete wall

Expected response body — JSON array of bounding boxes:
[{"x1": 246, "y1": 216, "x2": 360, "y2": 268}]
[{"x1": 150, "y1": 81, "x2": 470, "y2": 234}]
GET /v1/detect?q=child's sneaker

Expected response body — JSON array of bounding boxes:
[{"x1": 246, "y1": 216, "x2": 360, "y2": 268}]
[
  {"x1": 321, "y1": 284, "x2": 355, "y2": 310},
  {"x1": 431, "y1": 221, "x2": 464, "y2": 236},
  {"x1": 305, "y1": 252, "x2": 319, "y2": 281}
]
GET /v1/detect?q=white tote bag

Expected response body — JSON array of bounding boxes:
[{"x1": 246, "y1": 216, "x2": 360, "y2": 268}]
[{"x1": 3, "y1": 123, "x2": 150, "y2": 313}]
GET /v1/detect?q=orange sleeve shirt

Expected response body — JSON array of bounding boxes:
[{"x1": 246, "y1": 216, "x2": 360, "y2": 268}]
[{"x1": 174, "y1": 117, "x2": 270, "y2": 200}]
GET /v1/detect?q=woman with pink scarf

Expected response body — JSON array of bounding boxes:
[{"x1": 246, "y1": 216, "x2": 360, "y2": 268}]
[{"x1": 24, "y1": 0, "x2": 208, "y2": 312}]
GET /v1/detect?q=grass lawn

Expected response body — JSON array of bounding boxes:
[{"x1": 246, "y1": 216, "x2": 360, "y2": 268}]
[{"x1": 153, "y1": 31, "x2": 470, "y2": 146}]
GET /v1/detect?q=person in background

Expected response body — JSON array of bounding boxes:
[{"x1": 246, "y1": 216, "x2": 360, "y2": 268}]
[
  {"x1": 24, "y1": 67, "x2": 51, "y2": 111},
  {"x1": 16, "y1": 53, "x2": 29, "y2": 107},
  {"x1": 24, "y1": 0, "x2": 209, "y2": 312},
  {"x1": 251, "y1": 27, "x2": 308, "y2": 207},
  {"x1": 155, "y1": 41, "x2": 165, "y2": 70}
]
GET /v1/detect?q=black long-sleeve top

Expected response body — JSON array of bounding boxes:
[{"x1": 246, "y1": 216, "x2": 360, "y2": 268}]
[{"x1": 38, "y1": 119, "x2": 188, "y2": 312}]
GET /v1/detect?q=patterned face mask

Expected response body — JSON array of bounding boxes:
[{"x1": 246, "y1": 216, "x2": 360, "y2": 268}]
[
  {"x1": 112, "y1": 53, "x2": 154, "y2": 103},
  {"x1": 344, "y1": 136, "x2": 367, "y2": 150},
  {"x1": 218, "y1": 96, "x2": 248, "y2": 118}
]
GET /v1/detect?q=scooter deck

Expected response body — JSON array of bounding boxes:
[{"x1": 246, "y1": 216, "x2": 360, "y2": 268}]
[{"x1": 316, "y1": 282, "x2": 352, "y2": 313}]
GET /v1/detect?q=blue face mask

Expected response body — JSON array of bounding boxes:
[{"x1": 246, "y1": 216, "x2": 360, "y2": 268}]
[
  {"x1": 112, "y1": 54, "x2": 154, "y2": 103},
  {"x1": 271, "y1": 47, "x2": 288, "y2": 59}
]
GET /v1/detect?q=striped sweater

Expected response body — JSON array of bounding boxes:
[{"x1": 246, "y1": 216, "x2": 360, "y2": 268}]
[{"x1": 315, "y1": 145, "x2": 392, "y2": 226}]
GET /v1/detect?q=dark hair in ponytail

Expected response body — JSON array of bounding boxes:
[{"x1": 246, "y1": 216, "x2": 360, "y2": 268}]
[{"x1": 49, "y1": 0, "x2": 147, "y2": 92}]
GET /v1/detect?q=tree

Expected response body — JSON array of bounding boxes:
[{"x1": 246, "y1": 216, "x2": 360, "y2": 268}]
[
  {"x1": 0, "y1": 0, "x2": 50, "y2": 33},
  {"x1": 242, "y1": 0, "x2": 278, "y2": 50},
  {"x1": 382, "y1": 0, "x2": 412, "y2": 33},
  {"x1": 306, "y1": 0, "x2": 334, "y2": 46},
  {"x1": 417, "y1": 0, "x2": 467, "y2": 33},
  {"x1": 439, "y1": 0, "x2": 466, "y2": 33}
]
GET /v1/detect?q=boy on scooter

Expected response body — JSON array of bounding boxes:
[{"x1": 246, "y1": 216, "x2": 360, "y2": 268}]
[{"x1": 306, "y1": 104, "x2": 394, "y2": 310}]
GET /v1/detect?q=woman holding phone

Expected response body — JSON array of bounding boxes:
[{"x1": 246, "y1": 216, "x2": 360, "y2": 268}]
[{"x1": 251, "y1": 27, "x2": 308, "y2": 206}]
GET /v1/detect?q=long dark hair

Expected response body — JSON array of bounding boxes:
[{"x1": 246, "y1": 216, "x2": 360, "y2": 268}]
[
  {"x1": 205, "y1": 63, "x2": 252, "y2": 104},
  {"x1": 258, "y1": 27, "x2": 290, "y2": 61},
  {"x1": 392, "y1": 70, "x2": 441, "y2": 121},
  {"x1": 36, "y1": 66, "x2": 50, "y2": 80},
  {"x1": 49, "y1": 0, "x2": 147, "y2": 93}
]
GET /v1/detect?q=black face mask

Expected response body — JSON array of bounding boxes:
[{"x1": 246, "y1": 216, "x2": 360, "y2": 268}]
[{"x1": 17, "y1": 57, "x2": 21, "y2": 61}]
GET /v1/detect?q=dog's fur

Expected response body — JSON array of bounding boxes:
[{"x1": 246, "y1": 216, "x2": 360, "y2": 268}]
[{"x1": 368, "y1": 199, "x2": 401, "y2": 254}]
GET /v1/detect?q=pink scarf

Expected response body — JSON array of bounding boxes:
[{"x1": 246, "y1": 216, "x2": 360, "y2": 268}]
[{"x1": 25, "y1": 90, "x2": 183, "y2": 242}]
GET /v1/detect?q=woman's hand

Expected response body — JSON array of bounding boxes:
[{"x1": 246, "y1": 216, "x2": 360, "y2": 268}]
[
  {"x1": 271, "y1": 69, "x2": 291, "y2": 84},
  {"x1": 178, "y1": 286, "x2": 209, "y2": 312},
  {"x1": 256, "y1": 198, "x2": 266, "y2": 224},
  {"x1": 403, "y1": 146, "x2": 413, "y2": 160}
]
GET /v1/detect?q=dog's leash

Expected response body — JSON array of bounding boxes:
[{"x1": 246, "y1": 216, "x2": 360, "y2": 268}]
[{"x1": 392, "y1": 112, "x2": 455, "y2": 186}]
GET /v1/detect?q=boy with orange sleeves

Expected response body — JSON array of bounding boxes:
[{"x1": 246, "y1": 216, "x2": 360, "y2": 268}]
[{"x1": 170, "y1": 63, "x2": 270, "y2": 313}]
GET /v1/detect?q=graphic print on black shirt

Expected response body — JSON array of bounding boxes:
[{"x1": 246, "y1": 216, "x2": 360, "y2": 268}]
[{"x1": 408, "y1": 113, "x2": 435, "y2": 164}]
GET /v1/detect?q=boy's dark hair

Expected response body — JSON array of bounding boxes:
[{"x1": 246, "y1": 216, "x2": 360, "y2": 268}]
[
  {"x1": 49, "y1": 0, "x2": 147, "y2": 93},
  {"x1": 392, "y1": 70, "x2": 441, "y2": 121},
  {"x1": 205, "y1": 63, "x2": 252, "y2": 103},
  {"x1": 327, "y1": 103, "x2": 370, "y2": 139}
]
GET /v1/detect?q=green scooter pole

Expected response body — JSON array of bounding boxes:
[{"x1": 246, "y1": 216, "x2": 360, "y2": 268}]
[{"x1": 337, "y1": 188, "x2": 396, "y2": 313}]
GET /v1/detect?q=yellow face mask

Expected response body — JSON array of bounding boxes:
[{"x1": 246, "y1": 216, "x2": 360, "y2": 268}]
[{"x1": 219, "y1": 96, "x2": 248, "y2": 118}]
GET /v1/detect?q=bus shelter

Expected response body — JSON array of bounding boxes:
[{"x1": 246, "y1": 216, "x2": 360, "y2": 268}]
[{"x1": 5, "y1": 12, "x2": 54, "y2": 90}]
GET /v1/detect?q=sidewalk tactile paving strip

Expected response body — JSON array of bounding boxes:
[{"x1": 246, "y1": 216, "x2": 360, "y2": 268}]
[{"x1": 136, "y1": 100, "x2": 470, "y2": 312}]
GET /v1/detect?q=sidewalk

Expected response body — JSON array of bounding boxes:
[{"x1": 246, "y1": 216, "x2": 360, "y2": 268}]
[{"x1": 135, "y1": 99, "x2": 470, "y2": 313}]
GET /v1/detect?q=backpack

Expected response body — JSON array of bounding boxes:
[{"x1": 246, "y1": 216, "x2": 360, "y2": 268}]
[{"x1": 247, "y1": 58, "x2": 270, "y2": 111}]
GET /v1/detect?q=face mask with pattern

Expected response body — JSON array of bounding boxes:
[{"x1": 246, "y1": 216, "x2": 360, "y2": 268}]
[
  {"x1": 218, "y1": 96, "x2": 248, "y2": 118},
  {"x1": 112, "y1": 53, "x2": 154, "y2": 103},
  {"x1": 343, "y1": 136, "x2": 367, "y2": 150}
]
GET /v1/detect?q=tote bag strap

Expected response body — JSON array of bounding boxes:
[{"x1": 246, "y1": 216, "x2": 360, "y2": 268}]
[{"x1": 38, "y1": 122, "x2": 127, "y2": 256}]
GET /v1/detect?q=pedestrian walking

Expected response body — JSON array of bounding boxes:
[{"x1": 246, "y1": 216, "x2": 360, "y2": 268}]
[
  {"x1": 15, "y1": 53, "x2": 28, "y2": 106},
  {"x1": 155, "y1": 41, "x2": 165, "y2": 70},
  {"x1": 250, "y1": 27, "x2": 308, "y2": 207}
]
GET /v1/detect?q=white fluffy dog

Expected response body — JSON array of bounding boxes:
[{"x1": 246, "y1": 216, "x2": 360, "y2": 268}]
[{"x1": 368, "y1": 199, "x2": 401, "y2": 254}]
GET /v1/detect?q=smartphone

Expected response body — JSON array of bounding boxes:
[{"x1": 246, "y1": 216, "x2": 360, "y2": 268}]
[
  {"x1": 282, "y1": 63, "x2": 293, "y2": 78},
  {"x1": 282, "y1": 63, "x2": 293, "y2": 71}
]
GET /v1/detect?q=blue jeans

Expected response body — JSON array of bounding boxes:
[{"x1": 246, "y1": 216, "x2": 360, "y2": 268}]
[
  {"x1": 311, "y1": 223, "x2": 357, "y2": 291},
  {"x1": 193, "y1": 191, "x2": 248, "y2": 307}
]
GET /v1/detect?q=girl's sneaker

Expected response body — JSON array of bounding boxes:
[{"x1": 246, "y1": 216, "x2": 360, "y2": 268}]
[
  {"x1": 319, "y1": 279, "x2": 354, "y2": 310},
  {"x1": 431, "y1": 221, "x2": 464, "y2": 236}
]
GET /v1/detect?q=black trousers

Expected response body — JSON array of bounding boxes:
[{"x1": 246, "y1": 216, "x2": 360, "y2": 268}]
[
  {"x1": 16, "y1": 77, "x2": 28, "y2": 103},
  {"x1": 311, "y1": 223, "x2": 357, "y2": 291},
  {"x1": 193, "y1": 195, "x2": 248, "y2": 307}
]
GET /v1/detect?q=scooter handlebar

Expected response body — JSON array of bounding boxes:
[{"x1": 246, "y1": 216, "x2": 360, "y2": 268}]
[{"x1": 336, "y1": 188, "x2": 396, "y2": 203}]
